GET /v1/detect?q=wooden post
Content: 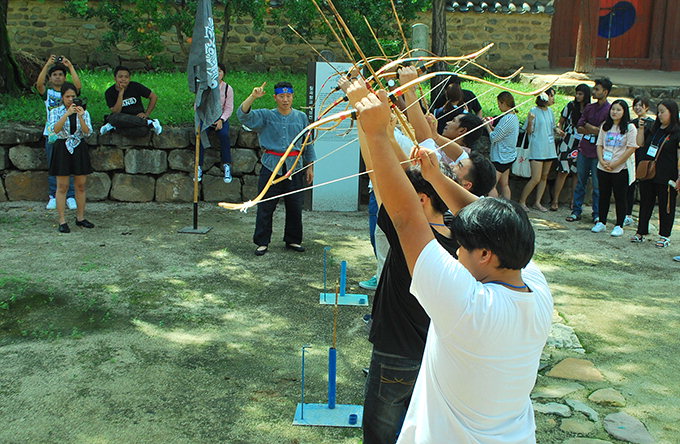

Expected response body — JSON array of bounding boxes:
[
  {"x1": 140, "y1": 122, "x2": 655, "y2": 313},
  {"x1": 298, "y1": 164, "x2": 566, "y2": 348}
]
[{"x1": 574, "y1": 0, "x2": 598, "y2": 73}]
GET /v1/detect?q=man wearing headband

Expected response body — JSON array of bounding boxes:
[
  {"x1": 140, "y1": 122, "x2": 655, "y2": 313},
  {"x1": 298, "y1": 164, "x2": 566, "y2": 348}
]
[{"x1": 237, "y1": 81, "x2": 316, "y2": 256}]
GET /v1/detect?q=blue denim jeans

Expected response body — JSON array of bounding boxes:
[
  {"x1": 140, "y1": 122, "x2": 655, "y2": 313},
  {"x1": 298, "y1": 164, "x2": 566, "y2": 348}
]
[
  {"x1": 46, "y1": 140, "x2": 74, "y2": 199},
  {"x1": 572, "y1": 152, "x2": 599, "y2": 218},
  {"x1": 362, "y1": 348, "x2": 421, "y2": 444},
  {"x1": 199, "y1": 120, "x2": 232, "y2": 167},
  {"x1": 368, "y1": 190, "x2": 378, "y2": 255}
]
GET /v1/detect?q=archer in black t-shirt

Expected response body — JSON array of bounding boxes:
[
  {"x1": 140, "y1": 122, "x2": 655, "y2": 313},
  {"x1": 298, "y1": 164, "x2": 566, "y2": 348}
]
[{"x1": 100, "y1": 65, "x2": 162, "y2": 137}]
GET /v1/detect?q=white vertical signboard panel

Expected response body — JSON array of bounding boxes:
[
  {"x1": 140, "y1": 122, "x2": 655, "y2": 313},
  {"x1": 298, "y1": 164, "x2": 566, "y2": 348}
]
[{"x1": 307, "y1": 62, "x2": 360, "y2": 212}]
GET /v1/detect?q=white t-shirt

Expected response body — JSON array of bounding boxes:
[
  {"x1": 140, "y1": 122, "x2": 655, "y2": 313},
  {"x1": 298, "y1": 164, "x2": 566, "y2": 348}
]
[{"x1": 398, "y1": 240, "x2": 553, "y2": 444}]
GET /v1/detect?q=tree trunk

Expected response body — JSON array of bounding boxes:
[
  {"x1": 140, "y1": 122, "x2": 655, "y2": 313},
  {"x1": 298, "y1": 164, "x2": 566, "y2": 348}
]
[
  {"x1": 574, "y1": 0, "x2": 598, "y2": 73},
  {"x1": 430, "y1": 0, "x2": 448, "y2": 105},
  {"x1": 218, "y1": 1, "x2": 232, "y2": 65},
  {"x1": 0, "y1": 0, "x2": 27, "y2": 94}
]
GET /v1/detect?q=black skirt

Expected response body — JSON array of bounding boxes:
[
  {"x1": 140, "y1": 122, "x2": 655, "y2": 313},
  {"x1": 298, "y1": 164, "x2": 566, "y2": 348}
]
[{"x1": 49, "y1": 139, "x2": 93, "y2": 176}]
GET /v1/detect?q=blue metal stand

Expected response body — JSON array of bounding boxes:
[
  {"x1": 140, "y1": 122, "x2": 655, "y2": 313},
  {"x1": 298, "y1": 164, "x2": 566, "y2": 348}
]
[{"x1": 319, "y1": 260, "x2": 369, "y2": 306}]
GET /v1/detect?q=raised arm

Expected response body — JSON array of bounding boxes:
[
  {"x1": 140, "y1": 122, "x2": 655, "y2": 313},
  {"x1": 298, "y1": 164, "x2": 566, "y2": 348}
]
[
  {"x1": 35, "y1": 55, "x2": 55, "y2": 95},
  {"x1": 240, "y1": 82, "x2": 266, "y2": 114},
  {"x1": 351, "y1": 82, "x2": 434, "y2": 274},
  {"x1": 62, "y1": 58, "x2": 81, "y2": 92},
  {"x1": 417, "y1": 147, "x2": 478, "y2": 215},
  {"x1": 398, "y1": 67, "x2": 433, "y2": 143}
]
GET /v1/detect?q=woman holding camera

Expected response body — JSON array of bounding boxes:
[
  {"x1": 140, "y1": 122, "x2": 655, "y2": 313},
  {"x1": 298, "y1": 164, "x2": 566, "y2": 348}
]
[
  {"x1": 47, "y1": 82, "x2": 94, "y2": 233},
  {"x1": 631, "y1": 100, "x2": 680, "y2": 247}
]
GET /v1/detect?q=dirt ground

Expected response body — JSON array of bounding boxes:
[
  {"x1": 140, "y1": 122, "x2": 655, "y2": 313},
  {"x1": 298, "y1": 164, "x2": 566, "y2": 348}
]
[{"x1": 1, "y1": 200, "x2": 678, "y2": 444}]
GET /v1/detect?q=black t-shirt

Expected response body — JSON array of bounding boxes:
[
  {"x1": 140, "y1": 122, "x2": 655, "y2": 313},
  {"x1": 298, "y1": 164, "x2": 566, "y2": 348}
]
[
  {"x1": 639, "y1": 125, "x2": 680, "y2": 184},
  {"x1": 434, "y1": 90, "x2": 482, "y2": 135},
  {"x1": 369, "y1": 205, "x2": 459, "y2": 360},
  {"x1": 104, "y1": 81, "x2": 152, "y2": 115}
]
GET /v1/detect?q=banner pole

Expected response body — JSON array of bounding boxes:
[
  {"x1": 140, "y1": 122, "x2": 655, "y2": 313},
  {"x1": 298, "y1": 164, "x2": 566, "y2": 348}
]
[{"x1": 178, "y1": 121, "x2": 212, "y2": 234}]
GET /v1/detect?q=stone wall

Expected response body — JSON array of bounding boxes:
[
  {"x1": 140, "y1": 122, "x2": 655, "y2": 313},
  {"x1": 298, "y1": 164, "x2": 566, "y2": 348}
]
[
  {"x1": 0, "y1": 124, "x2": 262, "y2": 204},
  {"x1": 7, "y1": 0, "x2": 552, "y2": 73}
]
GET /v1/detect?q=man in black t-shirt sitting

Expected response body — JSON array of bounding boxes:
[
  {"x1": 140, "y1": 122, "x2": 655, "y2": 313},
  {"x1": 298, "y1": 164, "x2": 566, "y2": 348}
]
[{"x1": 100, "y1": 65, "x2": 162, "y2": 137}]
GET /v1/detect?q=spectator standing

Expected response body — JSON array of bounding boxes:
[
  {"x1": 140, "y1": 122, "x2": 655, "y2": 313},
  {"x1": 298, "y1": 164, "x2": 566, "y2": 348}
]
[
  {"x1": 100, "y1": 66, "x2": 163, "y2": 137},
  {"x1": 519, "y1": 88, "x2": 563, "y2": 212},
  {"x1": 551, "y1": 83, "x2": 591, "y2": 210},
  {"x1": 197, "y1": 63, "x2": 234, "y2": 183},
  {"x1": 631, "y1": 100, "x2": 680, "y2": 248},
  {"x1": 47, "y1": 83, "x2": 94, "y2": 233},
  {"x1": 567, "y1": 78, "x2": 612, "y2": 222},
  {"x1": 35, "y1": 56, "x2": 80, "y2": 211},
  {"x1": 591, "y1": 99, "x2": 638, "y2": 236},
  {"x1": 625, "y1": 97, "x2": 654, "y2": 226},
  {"x1": 486, "y1": 91, "x2": 520, "y2": 199}
]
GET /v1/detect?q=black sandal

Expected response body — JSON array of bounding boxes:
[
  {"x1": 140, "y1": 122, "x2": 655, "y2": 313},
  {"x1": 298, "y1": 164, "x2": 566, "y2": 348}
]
[{"x1": 565, "y1": 214, "x2": 581, "y2": 222}]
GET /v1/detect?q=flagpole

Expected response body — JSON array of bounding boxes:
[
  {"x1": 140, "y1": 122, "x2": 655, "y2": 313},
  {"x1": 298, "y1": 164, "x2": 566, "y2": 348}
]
[{"x1": 192, "y1": 123, "x2": 201, "y2": 229}]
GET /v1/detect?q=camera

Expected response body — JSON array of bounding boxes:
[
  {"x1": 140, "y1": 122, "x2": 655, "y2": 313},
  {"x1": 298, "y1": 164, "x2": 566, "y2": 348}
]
[
  {"x1": 56, "y1": 56, "x2": 64, "y2": 64},
  {"x1": 72, "y1": 97, "x2": 87, "y2": 109},
  {"x1": 643, "y1": 117, "x2": 655, "y2": 126}
]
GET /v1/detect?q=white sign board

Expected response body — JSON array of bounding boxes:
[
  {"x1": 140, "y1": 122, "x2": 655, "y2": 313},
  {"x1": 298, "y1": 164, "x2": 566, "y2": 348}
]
[{"x1": 306, "y1": 62, "x2": 360, "y2": 212}]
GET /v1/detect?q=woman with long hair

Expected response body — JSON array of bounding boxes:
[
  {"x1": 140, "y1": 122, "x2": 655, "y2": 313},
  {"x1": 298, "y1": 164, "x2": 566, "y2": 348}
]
[
  {"x1": 624, "y1": 96, "x2": 653, "y2": 226},
  {"x1": 631, "y1": 99, "x2": 680, "y2": 247},
  {"x1": 487, "y1": 91, "x2": 519, "y2": 199},
  {"x1": 590, "y1": 99, "x2": 638, "y2": 236},
  {"x1": 551, "y1": 83, "x2": 591, "y2": 210},
  {"x1": 519, "y1": 88, "x2": 564, "y2": 211},
  {"x1": 47, "y1": 82, "x2": 94, "y2": 233}
]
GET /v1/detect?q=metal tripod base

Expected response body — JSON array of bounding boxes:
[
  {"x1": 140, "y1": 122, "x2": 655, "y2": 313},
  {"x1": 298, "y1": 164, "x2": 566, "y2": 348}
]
[
  {"x1": 293, "y1": 403, "x2": 363, "y2": 427},
  {"x1": 178, "y1": 226, "x2": 213, "y2": 234}
]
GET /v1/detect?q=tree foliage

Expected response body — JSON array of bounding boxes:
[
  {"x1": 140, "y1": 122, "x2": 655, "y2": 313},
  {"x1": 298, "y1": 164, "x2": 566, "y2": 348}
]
[{"x1": 61, "y1": 0, "x2": 431, "y2": 69}]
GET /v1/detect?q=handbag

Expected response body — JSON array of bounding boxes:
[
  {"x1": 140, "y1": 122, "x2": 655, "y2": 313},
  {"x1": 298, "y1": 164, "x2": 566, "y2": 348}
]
[
  {"x1": 511, "y1": 130, "x2": 532, "y2": 178},
  {"x1": 636, "y1": 135, "x2": 669, "y2": 180}
]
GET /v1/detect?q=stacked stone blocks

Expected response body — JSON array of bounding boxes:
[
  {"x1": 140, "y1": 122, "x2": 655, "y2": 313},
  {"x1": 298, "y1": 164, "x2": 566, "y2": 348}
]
[{"x1": 0, "y1": 124, "x2": 264, "y2": 204}]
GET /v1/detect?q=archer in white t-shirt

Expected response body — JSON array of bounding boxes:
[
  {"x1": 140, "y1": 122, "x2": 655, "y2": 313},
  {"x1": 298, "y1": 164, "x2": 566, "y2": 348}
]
[{"x1": 350, "y1": 81, "x2": 553, "y2": 444}]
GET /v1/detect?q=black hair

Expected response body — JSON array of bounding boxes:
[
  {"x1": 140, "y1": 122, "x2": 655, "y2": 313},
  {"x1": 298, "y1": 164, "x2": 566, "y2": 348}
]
[
  {"x1": 602, "y1": 99, "x2": 631, "y2": 134},
  {"x1": 594, "y1": 77, "x2": 613, "y2": 94},
  {"x1": 218, "y1": 63, "x2": 226, "y2": 72},
  {"x1": 443, "y1": 83, "x2": 463, "y2": 112},
  {"x1": 535, "y1": 87, "x2": 555, "y2": 107},
  {"x1": 114, "y1": 65, "x2": 131, "y2": 77},
  {"x1": 651, "y1": 99, "x2": 680, "y2": 134},
  {"x1": 497, "y1": 91, "x2": 515, "y2": 109},
  {"x1": 451, "y1": 198, "x2": 535, "y2": 269},
  {"x1": 632, "y1": 96, "x2": 651, "y2": 109},
  {"x1": 458, "y1": 113, "x2": 484, "y2": 147},
  {"x1": 570, "y1": 83, "x2": 591, "y2": 126},
  {"x1": 60, "y1": 82, "x2": 79, "y2": 104},
  {"x1": 464, "y1": 152, "x2": 497, "y2": 197},
  {"x1": 274, "y1": 81, "x2": 293, "y2": 91},
  {"x1": 48, "y1": 64, "x2": 67, "y2": 77},
  {"x1": 405, "y1": 165, "x2": 451, "y2": 214}
]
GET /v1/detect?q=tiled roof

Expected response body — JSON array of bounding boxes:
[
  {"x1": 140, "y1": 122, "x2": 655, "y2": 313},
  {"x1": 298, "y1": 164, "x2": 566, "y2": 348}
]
[{"x1": 446, "y1": 1, "x2": 555, "y2": 14}]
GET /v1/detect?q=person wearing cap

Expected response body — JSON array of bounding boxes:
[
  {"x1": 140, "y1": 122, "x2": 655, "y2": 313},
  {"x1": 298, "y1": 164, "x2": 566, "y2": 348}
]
[
  {"x1": 36, "y1": 55, "x2": 81, "y2": 211},
  {"x1": 237, "y1": 81, "x2": 316, "y2": 256}
]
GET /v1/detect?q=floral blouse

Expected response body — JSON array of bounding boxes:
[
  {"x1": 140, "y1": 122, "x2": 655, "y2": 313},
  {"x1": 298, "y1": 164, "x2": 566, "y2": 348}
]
[{"x1": 47, "y1": 105, "x2": 93, "y2": 153}]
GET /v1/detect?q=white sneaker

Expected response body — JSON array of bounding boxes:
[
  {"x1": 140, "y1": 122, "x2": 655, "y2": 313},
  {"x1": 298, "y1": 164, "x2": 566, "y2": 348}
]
[
  {"x1": 623, "y1": 215, "x2": 633, "y2": 227},
  {"x1": 66, "y1": 197, "x2": 77, "y2": 210},
  {"x1": 46, "y1": 197, "x2": 56, "y2": 210},
  {"x1": 610, "y1": 225, "x2": 623, "y2": 237},
  {"x1": 151, "y1": 119, "x2": 163, "y2": 135},
  {"x1": 223, "y1": 164, "x2": 232, "y2": 183},
  {"x1": 99, "y1": 123, "x2": 115, "y2": 135},
  {"x1": 591, "y1": 222, "x2": 606, "y2": 233}
]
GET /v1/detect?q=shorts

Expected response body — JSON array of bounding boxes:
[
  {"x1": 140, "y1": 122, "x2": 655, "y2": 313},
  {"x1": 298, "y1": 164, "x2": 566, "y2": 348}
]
[{"x1": 492, "y1": 161, "x2": 514, "y2": 173}]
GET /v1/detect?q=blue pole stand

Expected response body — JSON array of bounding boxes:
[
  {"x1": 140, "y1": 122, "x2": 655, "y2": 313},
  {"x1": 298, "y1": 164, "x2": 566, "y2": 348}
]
[
  {"x1": 339, "y1": 261, "x2": 347, "y2": 297},
  {"x1": 319, "y1": 260, "x2": 369, "y2": 307},
  {"x1": 328, "y1": 347, "x2": 337, "y2": 409}
]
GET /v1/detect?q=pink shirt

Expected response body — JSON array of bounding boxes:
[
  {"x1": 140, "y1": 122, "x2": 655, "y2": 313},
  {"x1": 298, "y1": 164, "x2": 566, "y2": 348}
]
[
  {"x1": 219, "y1": 82, "x2": 234, "y2": 122},
  {"x1": 596, "y1": 123, "x2": 638, "y2": 173}
]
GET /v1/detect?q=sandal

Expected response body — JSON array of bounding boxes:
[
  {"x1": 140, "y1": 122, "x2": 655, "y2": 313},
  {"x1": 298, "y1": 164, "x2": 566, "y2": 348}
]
[
  {"x1": 655, "y1": 236, "x2": 671, "y2": 248},
  {"x1": 630, "y1": 233, "x2": 645, "y2": 243},
  {"x1": 565, "y1": 214, "x2": 581, "y2": 222}
]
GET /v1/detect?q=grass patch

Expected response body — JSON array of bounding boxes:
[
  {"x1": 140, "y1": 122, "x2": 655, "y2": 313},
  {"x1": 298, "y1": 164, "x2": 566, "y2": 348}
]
[{"x1": 1, "y1": 70, "x2": 569, "y2": 126}]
